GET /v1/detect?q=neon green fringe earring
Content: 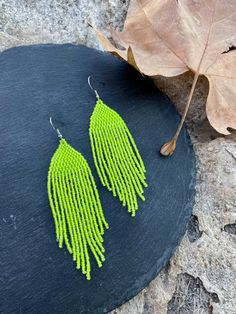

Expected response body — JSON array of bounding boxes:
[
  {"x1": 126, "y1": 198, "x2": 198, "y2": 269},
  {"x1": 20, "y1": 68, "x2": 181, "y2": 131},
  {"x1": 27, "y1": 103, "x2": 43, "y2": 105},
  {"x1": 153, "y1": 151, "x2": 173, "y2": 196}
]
[
  {"x1": 47, "y1": 118, "x2": 108, "y2": 280},
  {"x1": 88, "y1": 77, "x2": 148, "y2": 217}
]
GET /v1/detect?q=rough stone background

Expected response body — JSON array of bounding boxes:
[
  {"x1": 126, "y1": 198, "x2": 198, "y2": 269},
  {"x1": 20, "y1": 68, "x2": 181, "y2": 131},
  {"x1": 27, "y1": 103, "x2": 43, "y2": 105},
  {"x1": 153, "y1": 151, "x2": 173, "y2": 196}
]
[{"x1": 0, "y1": 1, "x2": 235, "y2": 313}]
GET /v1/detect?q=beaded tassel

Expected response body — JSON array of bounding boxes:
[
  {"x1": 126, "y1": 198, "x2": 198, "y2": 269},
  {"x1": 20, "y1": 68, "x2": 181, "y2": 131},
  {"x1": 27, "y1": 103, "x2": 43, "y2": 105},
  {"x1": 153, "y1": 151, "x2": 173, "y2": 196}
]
[
  {"x1": 89, "y1": 99, "x2": 147, "y2": 217},
  {"x1": 47, "y1": 139, "x2": 108, "y2": 280}
]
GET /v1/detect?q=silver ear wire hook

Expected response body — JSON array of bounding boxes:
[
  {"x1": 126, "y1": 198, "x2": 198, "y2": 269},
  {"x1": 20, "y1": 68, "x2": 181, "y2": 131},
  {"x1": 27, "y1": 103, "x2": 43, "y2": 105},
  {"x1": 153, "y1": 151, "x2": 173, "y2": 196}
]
[
  {"x1": 50, "y1": 117, "x2": 63, "y2": 139},
  {"x1": 88, "y1": 76, "x2": 100, "y2": 100}
]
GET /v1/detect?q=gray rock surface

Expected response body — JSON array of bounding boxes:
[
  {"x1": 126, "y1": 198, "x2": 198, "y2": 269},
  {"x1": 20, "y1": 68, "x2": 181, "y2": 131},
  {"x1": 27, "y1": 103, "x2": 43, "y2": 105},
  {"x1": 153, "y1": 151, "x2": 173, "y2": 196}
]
[{"x1": 1, "y1": 1, "x2": 235, "y2": 313}]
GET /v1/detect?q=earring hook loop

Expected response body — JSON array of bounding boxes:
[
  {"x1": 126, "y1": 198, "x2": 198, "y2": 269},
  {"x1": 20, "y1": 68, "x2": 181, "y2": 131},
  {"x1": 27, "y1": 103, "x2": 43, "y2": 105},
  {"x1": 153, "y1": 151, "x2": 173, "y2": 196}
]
[
  {"x1": 50, "y1": 117, "x2": 63, "y2": 139},
  {"x1": 88, "y1": 76, "x2": 100, "y2": 99}
]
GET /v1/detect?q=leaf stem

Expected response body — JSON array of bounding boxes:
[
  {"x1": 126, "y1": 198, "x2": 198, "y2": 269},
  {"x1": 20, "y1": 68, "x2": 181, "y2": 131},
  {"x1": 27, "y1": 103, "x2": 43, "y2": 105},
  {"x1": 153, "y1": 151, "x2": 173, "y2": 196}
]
[
  {"x1": 174, "y1": 71, "x2": 199, "y2": 140},
  {"x1": 160, "y1": 71, "x2": 199, "y2": 156}
]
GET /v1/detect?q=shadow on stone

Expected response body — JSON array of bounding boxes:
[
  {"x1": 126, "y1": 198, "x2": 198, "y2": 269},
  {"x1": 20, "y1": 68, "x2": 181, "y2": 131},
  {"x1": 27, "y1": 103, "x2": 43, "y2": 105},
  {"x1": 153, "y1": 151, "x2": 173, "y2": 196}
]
[
  {"x1": 167, "y1": 273, "x2": 219, "y2": 314},
  {"x1": 223, "y1": 223, "x2": 236, "y2": 235},
  {"x1": 187, "y1": 215, "x2": 203, "y2": 243}
]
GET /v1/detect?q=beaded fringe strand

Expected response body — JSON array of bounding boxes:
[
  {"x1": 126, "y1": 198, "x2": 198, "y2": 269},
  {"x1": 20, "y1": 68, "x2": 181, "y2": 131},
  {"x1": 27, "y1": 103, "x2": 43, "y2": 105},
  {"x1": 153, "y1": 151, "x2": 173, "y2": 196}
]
[
  {"x1": 47, "y1": 139, "x2": 108, "y2": 280},
  {"x1": 90, "y1": 99, "x2": 147, "y2": 217}
]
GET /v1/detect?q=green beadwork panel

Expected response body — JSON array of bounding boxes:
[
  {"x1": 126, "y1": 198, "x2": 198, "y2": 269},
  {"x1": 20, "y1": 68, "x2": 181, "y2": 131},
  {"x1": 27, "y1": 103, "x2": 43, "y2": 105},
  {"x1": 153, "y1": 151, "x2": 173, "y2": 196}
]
[
  {"x1": 48, "y1": 139, "x2": 108, "y2": 280},
  {"x1": 90, "y1": 99, "x2": 147, "y2": 217}
]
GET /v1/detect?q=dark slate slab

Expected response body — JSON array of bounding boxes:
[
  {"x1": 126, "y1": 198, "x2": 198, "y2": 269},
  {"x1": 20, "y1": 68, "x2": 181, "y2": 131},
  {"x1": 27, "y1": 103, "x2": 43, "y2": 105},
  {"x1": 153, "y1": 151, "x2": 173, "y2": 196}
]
[{"x1": 0, "y1": 44, "x2": 195, "y2": 314}]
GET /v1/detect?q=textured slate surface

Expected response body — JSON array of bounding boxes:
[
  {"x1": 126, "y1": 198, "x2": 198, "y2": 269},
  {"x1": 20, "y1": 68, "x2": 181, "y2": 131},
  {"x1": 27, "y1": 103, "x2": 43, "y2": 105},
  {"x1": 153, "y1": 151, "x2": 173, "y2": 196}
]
[{"x1": 0, "y1": 44, "x2": 195, "y2": 314}]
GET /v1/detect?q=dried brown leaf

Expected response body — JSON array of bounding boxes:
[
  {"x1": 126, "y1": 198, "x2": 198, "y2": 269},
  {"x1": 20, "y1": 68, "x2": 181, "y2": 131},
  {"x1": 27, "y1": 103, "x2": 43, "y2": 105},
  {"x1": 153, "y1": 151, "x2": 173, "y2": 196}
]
[{"x1": 96, "y1": 0, "x2": 236, "y2": 154}]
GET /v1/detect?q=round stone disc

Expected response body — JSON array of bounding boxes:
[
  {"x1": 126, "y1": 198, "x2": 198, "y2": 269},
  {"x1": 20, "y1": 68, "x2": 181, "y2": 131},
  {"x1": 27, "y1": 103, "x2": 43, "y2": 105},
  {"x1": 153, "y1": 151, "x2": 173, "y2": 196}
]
[{"x1": 0, "y1": 44, "x2": 195, "y2": 314}]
